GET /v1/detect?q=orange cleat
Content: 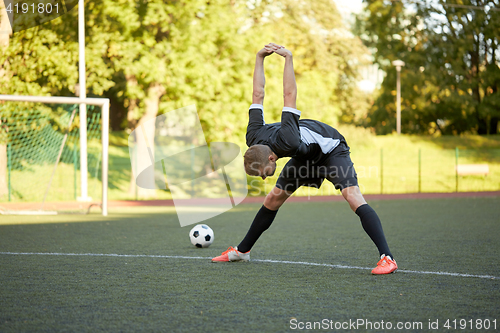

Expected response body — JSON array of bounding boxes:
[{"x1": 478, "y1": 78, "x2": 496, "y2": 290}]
[
  {"x1": 211, "y1": 246, "x2": 250, "y2": 262},
  {"x1": 371, "y1": 255, "x2": 398, "y2": 274}
]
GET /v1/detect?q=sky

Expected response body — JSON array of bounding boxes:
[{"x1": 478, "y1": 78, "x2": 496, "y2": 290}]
[
  {"x1": 333, "y1": 0, "x2": 364, "y2": 18},
  {"x1": 331, "y1": 0, "x2": 383, "y2": 92}
]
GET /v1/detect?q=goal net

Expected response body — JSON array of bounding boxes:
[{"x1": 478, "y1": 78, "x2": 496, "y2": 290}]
[{"x1": 0, "y1": 95, "x2": 109, "y2": 215}]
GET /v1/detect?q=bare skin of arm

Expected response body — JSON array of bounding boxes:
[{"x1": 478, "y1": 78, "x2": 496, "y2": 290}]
[
  {"x1": 267, "y1": 43, "x2": 297, "y2": 109},
  {"x1": 252, "y1": 45, "x2": 277, "y2": 105}
]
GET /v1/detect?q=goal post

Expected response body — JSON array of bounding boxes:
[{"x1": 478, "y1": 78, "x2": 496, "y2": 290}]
[{"x1": 0, "y1": 94, "x2": 109, "y2": 216}]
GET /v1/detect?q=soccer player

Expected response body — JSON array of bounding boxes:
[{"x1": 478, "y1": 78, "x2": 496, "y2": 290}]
[{"x1": 212, "y1": 43, "x2": 397, "y2": 274}]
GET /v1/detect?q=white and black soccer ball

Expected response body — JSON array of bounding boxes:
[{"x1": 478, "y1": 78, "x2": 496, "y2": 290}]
[{"x1": 189, "y1": 224, "x2": 214, "y2": 248}]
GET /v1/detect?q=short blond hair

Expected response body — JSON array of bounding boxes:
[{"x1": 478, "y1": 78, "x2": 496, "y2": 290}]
[{"x1": 243, "y1": 145, "x2": 273, "y2": 176}]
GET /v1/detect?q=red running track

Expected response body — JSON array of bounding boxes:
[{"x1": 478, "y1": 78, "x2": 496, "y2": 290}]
[{"x1": 1, "y1": 191, "x2": 499, "y2": 211}]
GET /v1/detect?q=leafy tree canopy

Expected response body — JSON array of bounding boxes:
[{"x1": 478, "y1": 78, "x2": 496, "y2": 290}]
[
  {"x1": 1, "y1": 0, "x2": 371, "y2": 144},
  {"x1": 356, "y1": 0, "x2": 500, "y2": 135}
]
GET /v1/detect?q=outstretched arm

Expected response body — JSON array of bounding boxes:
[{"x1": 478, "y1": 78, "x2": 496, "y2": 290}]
[
  {"x1": 270, "y1": 44, "x2": 297, "y2": 109},
  {"x1": 252, "y1": 45, "x2": 276, "y2": 105}
]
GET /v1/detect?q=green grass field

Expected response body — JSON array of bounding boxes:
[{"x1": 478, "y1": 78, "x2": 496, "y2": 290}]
[{"x1": 1, "y1": 197, "x2": 499, "y2": 332}]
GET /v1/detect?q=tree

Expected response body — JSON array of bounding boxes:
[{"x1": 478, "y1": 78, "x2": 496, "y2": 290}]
[
  {"x1": 0, "y1": 1, "x2": 13, "y2": 198},
  {"x1": 356, "y1": 0, "x2": 500, "y2": 135},
  {"x1": 1, "y1": 0, "x2": 372, "y2": 199},
  {"x1": 241, "y1": 0, "x2": 371, "y2": 128}
]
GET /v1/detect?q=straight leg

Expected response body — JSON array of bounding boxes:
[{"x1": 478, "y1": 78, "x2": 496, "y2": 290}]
[{"x1": 342, "y1": 185, "x2": 394, "y2": 260}]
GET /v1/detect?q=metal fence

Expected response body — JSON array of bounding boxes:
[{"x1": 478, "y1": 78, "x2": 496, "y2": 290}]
[
  {"x1": 2, "y1": 145, "x2": 499, "y2": 203},
  {"x1": 286, "y1": 147, "x2": 500, "y2": 197}
]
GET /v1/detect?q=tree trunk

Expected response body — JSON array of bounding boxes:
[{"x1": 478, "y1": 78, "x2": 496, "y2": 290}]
[
  {"x1": 470, "y1": 47, "x2": 486, "y2": 134},
  {"x1": 128, "y1": 83, "x2": 166, "y2": 198},
  {"x1": 125, "y1": 74, "x2": 139, "y2": 131},
  {"x1": 0, "y1": 1, "x2": 12, "y2": 46},
  {"x1": 490, "y1": 117, "x2": 499, "y2": 135},
  {"x1": 0, "y1": 7, "x2": 11, "y2": 198}
]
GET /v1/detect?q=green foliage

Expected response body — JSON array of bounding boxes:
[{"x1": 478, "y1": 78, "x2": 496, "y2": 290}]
[
  {"x1": 1, "y1": 0, "x2": 371, "y2": 144},
  {"x1": 356, "y1": 0, "x2": 500, "y2": 135}
]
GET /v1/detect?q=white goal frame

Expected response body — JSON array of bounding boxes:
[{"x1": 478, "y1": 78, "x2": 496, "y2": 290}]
[{"x1": 0, "y1": 94, "x2": 109, "y2": 216}]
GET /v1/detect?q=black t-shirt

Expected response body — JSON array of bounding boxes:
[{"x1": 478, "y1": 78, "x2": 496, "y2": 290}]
[{"x1": 245, "y1": 104, "x2": 348, "y2": 164}]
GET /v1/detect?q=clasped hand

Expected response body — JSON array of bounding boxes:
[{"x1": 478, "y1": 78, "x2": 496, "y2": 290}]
[{"x1": 257, "y1": 43, "x2": 292, "y2": 58}]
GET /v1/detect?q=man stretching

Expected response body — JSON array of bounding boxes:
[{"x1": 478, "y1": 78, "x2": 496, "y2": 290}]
[{"x1": 212, "y1": 43, "x2": 397, "y2": 274}]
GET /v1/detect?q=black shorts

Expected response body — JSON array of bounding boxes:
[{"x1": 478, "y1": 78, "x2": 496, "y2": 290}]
[{"x1": 275, "y1": 144, "x2": 358, "y2": 194}]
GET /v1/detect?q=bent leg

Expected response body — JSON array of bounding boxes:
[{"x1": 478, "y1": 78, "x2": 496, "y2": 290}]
[
  {"x1": 237, "y1": 187, "x2": 293, "y2": 252},
  {"x1": 341, "y1": 185, "x2": 367, "y2": 212},
  {"x1": 342, "y1": 186, "x2": 393, "y2": 259},
  {"x1": 263, "y1": 186, "x2": 293, "y2": 210}
]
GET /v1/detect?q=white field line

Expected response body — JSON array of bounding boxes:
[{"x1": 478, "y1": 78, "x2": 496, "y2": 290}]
[{"x1": 0, "y1": 252, "x2": 498, "y2": 280}]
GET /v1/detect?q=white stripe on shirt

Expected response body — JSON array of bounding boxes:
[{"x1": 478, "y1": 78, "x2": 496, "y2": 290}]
[
  {"x1": 249, "y1": 104, "x2": 263, "y2": 111},
  {"x1": 282, "y1": 107, "x2": 301, "y2": 116},
  {"x1": 300, "y1": 126, "x2": 340, "y2": 154}
]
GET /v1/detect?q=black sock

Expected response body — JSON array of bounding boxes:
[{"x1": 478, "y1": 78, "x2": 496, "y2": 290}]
[
  {"x1": 355, "y1": 204, "x2": 394, "y2": 260},
  {"x1": 237, "y1": 205, "x2": 278, "y2": 253}
]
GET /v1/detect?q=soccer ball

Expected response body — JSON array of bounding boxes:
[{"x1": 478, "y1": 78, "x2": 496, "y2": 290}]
[{"x1": 189, "y1": 224, "x2": 214, "y2": 248}]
